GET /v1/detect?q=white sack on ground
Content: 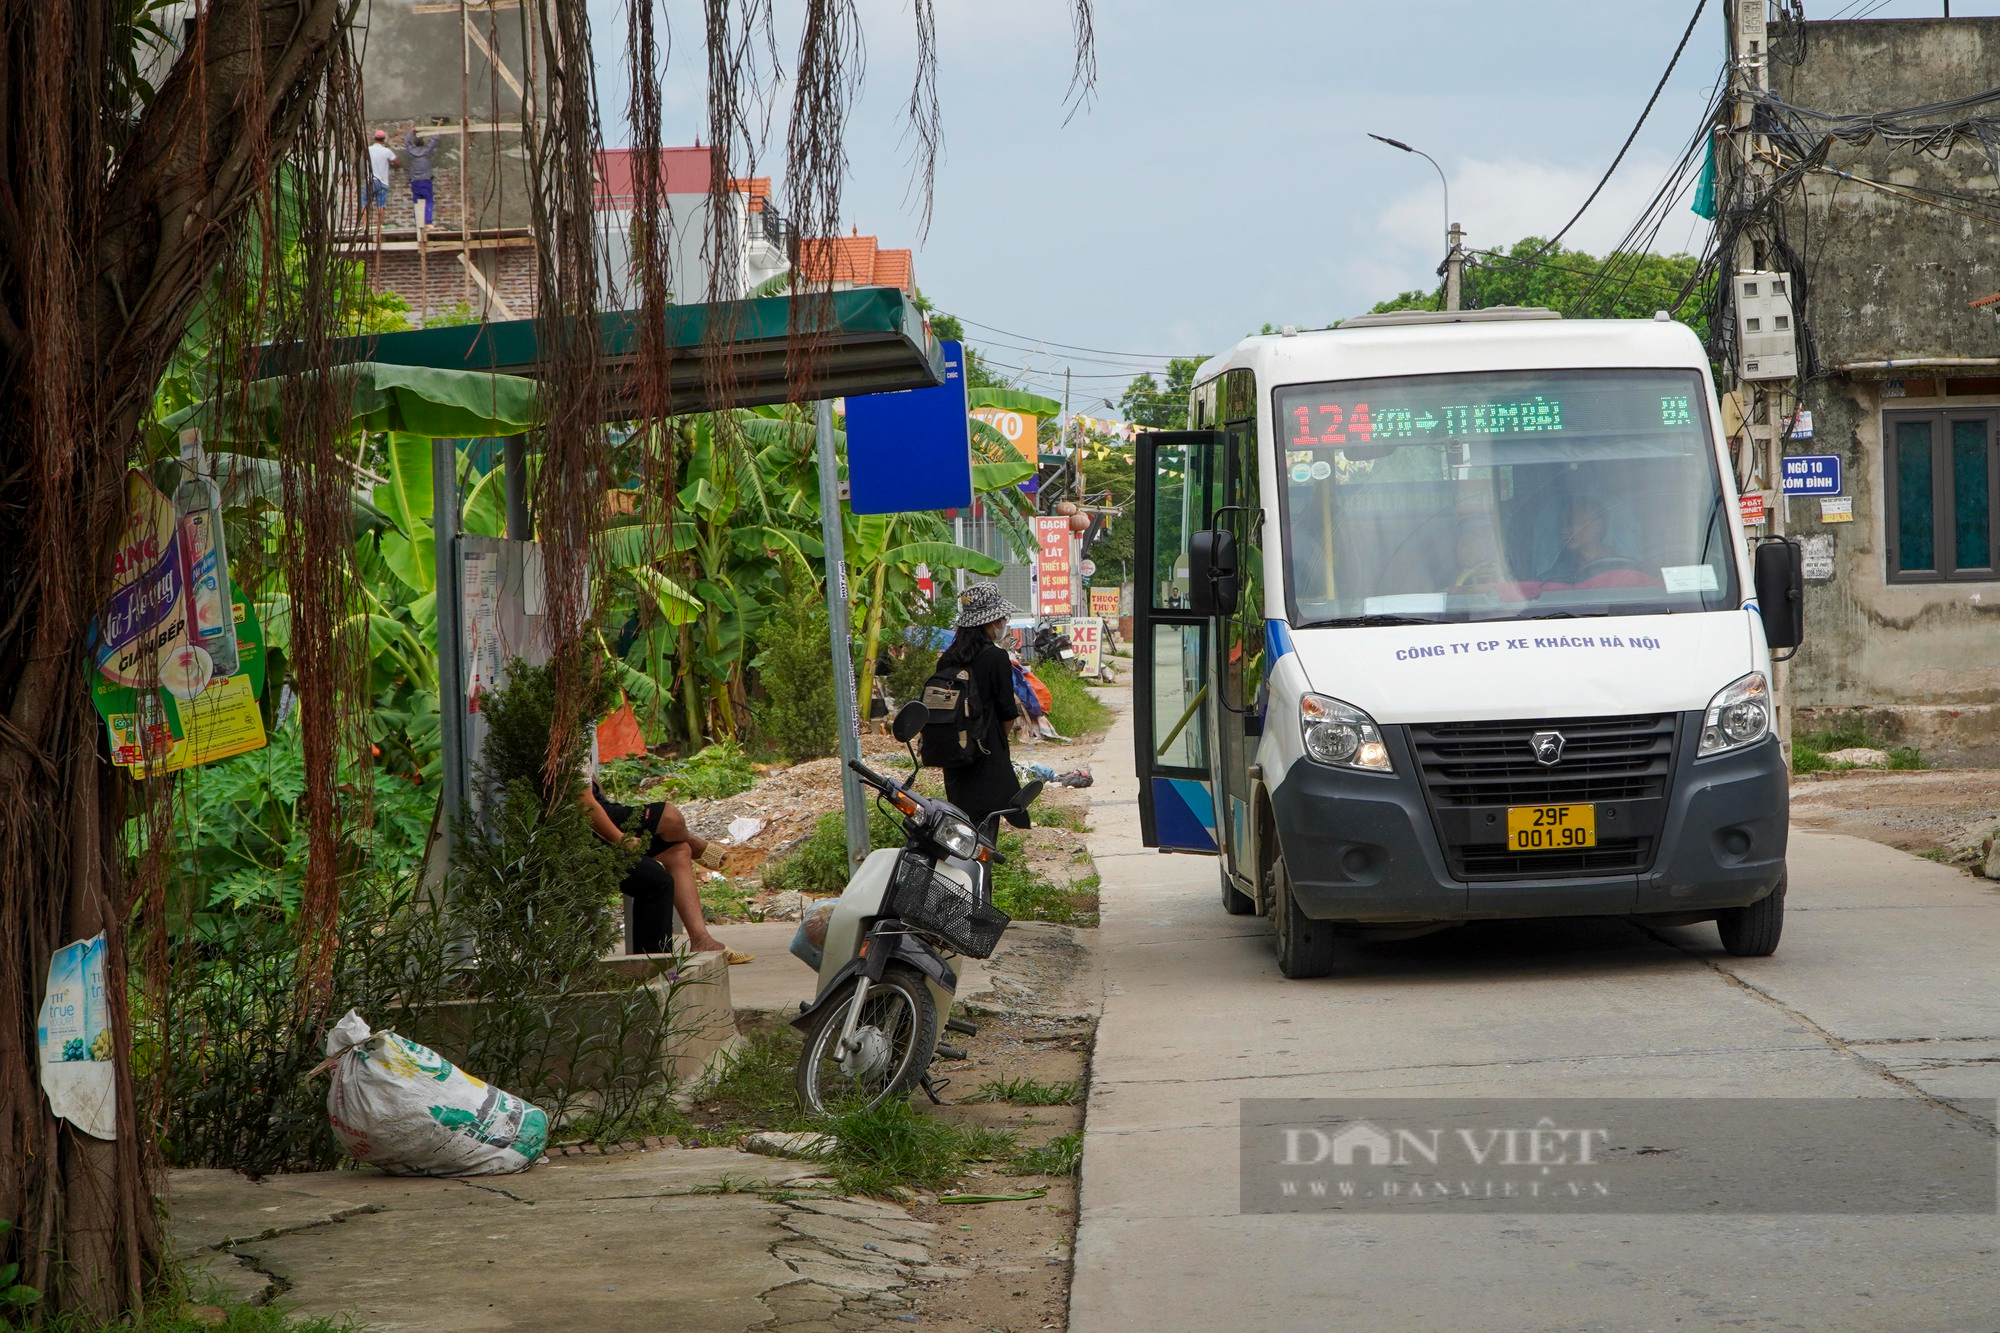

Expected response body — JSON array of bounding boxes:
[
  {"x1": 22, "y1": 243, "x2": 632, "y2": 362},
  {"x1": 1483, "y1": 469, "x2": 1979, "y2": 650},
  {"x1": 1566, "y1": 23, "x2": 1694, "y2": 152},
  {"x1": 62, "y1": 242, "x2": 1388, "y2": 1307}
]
[{"x1": 322, "y1": 1009, "x2": 548, "y2": 1176}]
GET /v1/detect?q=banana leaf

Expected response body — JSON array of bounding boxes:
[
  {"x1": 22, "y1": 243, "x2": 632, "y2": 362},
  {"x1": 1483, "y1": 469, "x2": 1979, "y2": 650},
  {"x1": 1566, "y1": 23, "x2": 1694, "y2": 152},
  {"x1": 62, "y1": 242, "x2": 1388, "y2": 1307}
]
[
  {"x1": 626, "y1": 566, "x2": 703, "y2": 625},
  {"x1": 967, "y1": 387, "x2": 1061, "y2": 417},
  {"x1": 156, "y1": 361, "x2": 542, "y2": 445},
  {"x1": 881, "y1": 541, "x2": 1003, "y2": 576}
]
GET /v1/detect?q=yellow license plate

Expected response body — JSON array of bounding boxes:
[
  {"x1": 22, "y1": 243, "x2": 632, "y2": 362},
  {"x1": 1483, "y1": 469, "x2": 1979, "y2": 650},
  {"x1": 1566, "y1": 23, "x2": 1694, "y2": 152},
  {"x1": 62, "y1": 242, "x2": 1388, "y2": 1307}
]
[{"x1": 1506, "y1": 804, "x2": 1597, "y2": 851}]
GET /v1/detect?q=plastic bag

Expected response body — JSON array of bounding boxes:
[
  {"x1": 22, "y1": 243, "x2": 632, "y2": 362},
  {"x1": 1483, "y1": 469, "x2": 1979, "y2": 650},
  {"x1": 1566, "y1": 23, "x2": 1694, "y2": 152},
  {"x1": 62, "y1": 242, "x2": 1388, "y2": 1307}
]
[
  {"x1": 790, "y1": 900, "x2": 839, "y2": 972},
  {"x1": 322, "y1": 1010, "x2": 548, "y2": 1177}
]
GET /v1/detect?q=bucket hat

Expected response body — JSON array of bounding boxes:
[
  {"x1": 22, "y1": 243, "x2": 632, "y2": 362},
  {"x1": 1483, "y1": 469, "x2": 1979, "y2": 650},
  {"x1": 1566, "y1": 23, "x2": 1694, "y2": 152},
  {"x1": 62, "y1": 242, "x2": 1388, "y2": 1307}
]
[{"x1": 954, "y1": 583, "x2": 1016, "y2": 630}]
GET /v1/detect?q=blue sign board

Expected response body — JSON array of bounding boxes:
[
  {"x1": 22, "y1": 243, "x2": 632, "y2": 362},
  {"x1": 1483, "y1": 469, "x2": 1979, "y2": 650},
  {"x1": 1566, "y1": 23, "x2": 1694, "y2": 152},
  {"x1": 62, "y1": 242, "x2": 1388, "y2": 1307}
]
[
  {"x1": 844, "y1": 340, "x2": 972, "y2": 515},
  {"x1": 1780, "y1": 453, "x2": 1842, "y2": 496}
]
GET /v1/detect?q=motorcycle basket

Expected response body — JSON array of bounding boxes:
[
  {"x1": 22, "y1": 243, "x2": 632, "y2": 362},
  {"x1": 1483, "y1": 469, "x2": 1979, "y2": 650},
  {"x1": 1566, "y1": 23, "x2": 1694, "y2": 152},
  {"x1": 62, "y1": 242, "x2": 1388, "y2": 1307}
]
[{"x1": 887, "y1": 851, "x2": 1010, "y2": 959}]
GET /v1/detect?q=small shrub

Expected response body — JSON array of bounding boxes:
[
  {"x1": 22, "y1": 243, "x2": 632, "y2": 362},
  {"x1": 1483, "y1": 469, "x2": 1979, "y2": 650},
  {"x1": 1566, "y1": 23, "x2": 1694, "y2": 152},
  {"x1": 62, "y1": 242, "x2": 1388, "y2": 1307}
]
[
  {"x1": 752, "y1": 588, "x2": 839, "y2": 761},
  {"x1": 477, "y1": 655, "x2": 618, "y2": 799},
  {"x1": 884, "y1": 592, "x2": 958, "y2": 706},
  {"x1": 667, "y1": 740, "x2": 757, "y2": 800},
  {"x1": 1010, "y1": 1129, "x2": 1084, "y2": 1177},
  {"x1": 1038, "y1": 662, "x2": 1112, "y2": 738}
]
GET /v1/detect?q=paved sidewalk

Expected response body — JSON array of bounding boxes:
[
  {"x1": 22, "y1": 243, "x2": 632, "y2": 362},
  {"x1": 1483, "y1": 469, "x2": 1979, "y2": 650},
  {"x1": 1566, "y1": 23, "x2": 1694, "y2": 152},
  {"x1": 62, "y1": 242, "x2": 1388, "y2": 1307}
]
[
  {"x1": 171, "y1": 1148, "x2": 954, "y2": 1331},
  {"x1": 1071, "y1": 689, "x2": 2000, "y2": 1332}
]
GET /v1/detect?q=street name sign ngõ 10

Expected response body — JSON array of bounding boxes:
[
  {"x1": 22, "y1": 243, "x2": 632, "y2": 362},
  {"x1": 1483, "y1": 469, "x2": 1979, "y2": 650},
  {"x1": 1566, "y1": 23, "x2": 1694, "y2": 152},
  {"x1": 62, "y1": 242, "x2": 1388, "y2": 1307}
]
[
  {"x1": 844, "y1": 339, "x2": 973, "y2": 515},
  {"x1": 1780, "y1": 453, "x2": 1841, "y2": 497}
]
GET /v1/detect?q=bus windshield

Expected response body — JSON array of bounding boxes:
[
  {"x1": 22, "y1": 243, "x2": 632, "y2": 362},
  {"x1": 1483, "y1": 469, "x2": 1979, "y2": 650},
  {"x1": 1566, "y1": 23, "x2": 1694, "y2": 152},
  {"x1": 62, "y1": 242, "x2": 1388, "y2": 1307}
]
[{"x1": 1274, "y1": 367, "x2": 1737, "y2": 625}]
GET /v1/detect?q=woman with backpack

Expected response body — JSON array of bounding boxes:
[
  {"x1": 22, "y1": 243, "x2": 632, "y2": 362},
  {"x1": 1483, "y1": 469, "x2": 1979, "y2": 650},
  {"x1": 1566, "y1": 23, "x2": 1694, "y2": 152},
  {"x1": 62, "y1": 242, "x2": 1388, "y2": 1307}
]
[{"x1": 922, "y1": 584, "x2": 1030, "y2": 830}]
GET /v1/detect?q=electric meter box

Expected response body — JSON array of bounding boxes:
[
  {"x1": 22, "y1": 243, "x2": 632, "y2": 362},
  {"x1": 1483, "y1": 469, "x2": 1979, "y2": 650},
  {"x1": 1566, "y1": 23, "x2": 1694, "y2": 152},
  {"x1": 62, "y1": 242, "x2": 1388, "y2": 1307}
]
[{"x1": 1735, "y1": 271, "x2": 1799, "y2": 381}]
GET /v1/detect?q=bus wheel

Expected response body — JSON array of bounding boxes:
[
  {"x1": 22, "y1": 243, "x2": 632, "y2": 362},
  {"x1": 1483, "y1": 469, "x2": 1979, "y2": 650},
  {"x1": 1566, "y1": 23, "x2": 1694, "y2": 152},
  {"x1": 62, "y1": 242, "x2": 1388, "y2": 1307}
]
[
  {"x1": 1220, "y1": 858, "x2": 1256, "y2": 915},
  {"x1": 1268, "y1": 857, "x2": 1337, "y2": 978},
  {"x1": 1716, "y1": 873, "x2": 1785, "y2": 957}
]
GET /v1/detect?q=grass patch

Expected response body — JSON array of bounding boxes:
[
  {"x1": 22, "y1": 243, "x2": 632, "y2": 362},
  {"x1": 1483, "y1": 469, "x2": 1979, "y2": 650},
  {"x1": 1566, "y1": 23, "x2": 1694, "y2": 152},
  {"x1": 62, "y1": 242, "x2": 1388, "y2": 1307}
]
[
  {"x1": 760, "y1": 805, "x2": 905, "y2": 894},
  {"x1": 659, "y1": 1025, "x2": 817, "y2": 1144},
  {"x1": 1791, "y1": 720, "x2": 1927, "y2": 774},
  {"x1": 1038, "y1": 663, "x2": 1112, "y2": 739},
  {"x1": 992, "y1": 833, "x2": 1097, "y2": 925},
  {"x1": 26, "y1": 1267, "x2": 360, "y2": 1333},
  {"x1": 1032, "y1": 803, "x2": 1087, "y2": 832},
  {"x1": 820, "y1": 1099, "x2": 1017, "y2": 1197},
  {"x1": 1009, "y1": 1129, "x2": 1084, "y2": 1177},
  {"x1": 699, "y1": 876, "x2": 756, "y2": 922},
  {"x1": 969, "y1": 1076, "x2": 1082, "y2": 1106}
]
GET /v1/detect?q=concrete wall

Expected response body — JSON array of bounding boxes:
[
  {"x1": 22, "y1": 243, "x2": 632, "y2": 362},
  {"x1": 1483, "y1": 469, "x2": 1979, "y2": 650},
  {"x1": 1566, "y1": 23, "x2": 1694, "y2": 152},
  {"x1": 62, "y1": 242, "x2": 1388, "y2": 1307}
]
[
  {"x1": 1767, "y1": 20, "x2": 2000, "y2": 761},
  {"x1": 1773, "y1": 19, "x2": 2000, "y2": 367}
]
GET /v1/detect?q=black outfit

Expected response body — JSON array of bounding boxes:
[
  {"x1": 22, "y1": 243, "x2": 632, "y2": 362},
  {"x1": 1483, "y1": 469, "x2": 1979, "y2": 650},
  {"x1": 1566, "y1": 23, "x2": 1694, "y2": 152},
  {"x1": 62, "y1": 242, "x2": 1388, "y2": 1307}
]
[
  {"x1": 592, "y1": 782, "x2": 676, "y2": 953},
  {"x1": 940, "y1": 639, "x2": 1028, "y2": 830}
]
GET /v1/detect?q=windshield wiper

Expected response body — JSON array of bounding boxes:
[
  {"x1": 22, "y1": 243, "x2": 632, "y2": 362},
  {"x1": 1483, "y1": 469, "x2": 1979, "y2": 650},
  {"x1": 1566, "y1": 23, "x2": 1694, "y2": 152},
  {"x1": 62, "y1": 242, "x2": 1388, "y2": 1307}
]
[
  {"x1": 1520, "y1": 611, "x2": 1613, "y2": 620},
  {"x1": 1298, "y1": 613, "x2": 1442, "y2": 628}
]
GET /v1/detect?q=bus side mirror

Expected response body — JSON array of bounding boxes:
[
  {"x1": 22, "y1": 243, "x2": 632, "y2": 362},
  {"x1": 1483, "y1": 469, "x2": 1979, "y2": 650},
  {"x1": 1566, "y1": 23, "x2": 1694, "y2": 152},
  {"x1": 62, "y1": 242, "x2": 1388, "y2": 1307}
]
[
  {"x1": 1754, "y1": 537, "x2": 1804, "y2": 654},
  {"x1": 1189, "y1": 528, "x2": 1239, "y2": 617}
]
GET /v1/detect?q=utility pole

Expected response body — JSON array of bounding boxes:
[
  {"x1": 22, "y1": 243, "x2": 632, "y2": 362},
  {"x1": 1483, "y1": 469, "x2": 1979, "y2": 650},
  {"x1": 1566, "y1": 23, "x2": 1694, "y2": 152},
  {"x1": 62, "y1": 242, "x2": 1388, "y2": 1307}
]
[
  {"x1": 814, "y1": 398, "x2": 871, "y2": 870},
  {"x1": 1445, "y1": 222, "x2": 1466, "y2": 312},
  {"x1": 1727, "y1": 0, "x2": 1796, "y2": 756}
]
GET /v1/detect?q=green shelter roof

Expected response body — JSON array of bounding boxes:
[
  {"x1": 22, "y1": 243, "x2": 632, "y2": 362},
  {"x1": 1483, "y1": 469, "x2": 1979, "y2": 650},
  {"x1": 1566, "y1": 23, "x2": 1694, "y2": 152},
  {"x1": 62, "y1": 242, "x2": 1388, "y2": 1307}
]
[{"x1": 258, "y1": 287, "x2": 942, "y2": 419}]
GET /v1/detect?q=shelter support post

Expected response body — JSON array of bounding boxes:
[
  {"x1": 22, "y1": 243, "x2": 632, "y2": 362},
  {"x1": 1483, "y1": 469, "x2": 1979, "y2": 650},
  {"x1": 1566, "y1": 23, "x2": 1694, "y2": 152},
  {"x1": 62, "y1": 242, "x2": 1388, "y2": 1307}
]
[
  {"x1": 434, "y1": 437, "x2": 467, "y2": 866},
  {"x1": 503, "y1": 434, "x2": 529, "y2": 539},
  {"x1": 815, "y1": 398, "x2": 871, "y2": 870}
]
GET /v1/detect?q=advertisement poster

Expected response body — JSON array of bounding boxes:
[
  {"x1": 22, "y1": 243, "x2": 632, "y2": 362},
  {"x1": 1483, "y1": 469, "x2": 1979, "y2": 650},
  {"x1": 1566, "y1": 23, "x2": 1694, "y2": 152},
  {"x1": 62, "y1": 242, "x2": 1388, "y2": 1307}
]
[
  {"x1": 971, "y1": 405, "x2": 1039, "y2": 466},
  {"x1": 1089, "y1": 587, "x2": 1120, "y2": 619},
  {"x1": 1034, "y1": 516, "x2": 1074, "y2": 617},
  {"x1": 1069, "y1": 616, "x2": 1104, "y2": 676},
  {"x1": 464, "y1": 549, "x2": 502, "y2": 713},
  {"x1": 92, "y1": 468, "x2": 266, "y2": 775},
  {"x1": 37, "y1": 934, "x2": 115, "y2": 1140}
]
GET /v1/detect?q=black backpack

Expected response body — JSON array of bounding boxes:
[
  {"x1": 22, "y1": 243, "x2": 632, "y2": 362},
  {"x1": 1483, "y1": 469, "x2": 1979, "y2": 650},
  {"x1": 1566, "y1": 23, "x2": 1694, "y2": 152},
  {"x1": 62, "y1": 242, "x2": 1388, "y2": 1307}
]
[{"x1": 919, "y1": 664, "x2": 987, "y2": 769}]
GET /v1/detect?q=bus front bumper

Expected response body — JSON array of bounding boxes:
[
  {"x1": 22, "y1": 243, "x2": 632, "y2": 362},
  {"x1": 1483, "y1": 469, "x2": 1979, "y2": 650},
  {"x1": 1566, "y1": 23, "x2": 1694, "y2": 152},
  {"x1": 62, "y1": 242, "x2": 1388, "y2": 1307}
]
[{"x1": 1269, "y1": 732, "x2": 1788, "y2": 925}]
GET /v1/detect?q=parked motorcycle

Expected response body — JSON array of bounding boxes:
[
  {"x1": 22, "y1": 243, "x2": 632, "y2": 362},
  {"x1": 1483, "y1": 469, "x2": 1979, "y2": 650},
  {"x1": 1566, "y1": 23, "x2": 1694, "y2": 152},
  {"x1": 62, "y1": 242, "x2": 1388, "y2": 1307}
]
[
  {"x1": 790, "y1": 702, "x2": 1043, "y2": 1114},
  {"x1": 1033, "y1": 620, "x2": 1076, "y2": 664}
]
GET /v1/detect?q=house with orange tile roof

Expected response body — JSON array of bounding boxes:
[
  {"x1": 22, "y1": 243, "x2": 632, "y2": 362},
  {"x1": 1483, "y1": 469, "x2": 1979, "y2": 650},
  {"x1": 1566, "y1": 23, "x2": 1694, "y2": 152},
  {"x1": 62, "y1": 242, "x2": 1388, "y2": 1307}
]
[{"x1": 793, "y1": 228, "x2": 916, "y2": 295}]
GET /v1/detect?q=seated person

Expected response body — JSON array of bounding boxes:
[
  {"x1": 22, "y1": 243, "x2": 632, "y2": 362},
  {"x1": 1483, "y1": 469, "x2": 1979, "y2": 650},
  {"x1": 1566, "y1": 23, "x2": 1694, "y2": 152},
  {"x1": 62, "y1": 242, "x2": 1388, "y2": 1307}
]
[
  {"x1": 582, "y1": 774, "x2": 753, "y2": 964},
  {"x1": 1537, "y1": 495, "x2": 1650, "y2": 587}
]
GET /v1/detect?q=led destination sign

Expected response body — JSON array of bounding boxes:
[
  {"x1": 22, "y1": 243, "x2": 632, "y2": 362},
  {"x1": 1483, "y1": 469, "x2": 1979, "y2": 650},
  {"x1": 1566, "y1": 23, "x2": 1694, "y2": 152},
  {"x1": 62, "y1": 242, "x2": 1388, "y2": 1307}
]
[{"x1": 1282, "y1": 372, "x2": 1706, "y2": 452}]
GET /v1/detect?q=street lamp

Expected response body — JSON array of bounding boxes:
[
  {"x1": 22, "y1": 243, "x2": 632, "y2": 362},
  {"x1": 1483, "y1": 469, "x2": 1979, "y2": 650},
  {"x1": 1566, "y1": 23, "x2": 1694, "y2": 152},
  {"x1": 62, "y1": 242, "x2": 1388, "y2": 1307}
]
[{"x1": 1368, "y1": 133, "x2": 1463, "y2": 311}]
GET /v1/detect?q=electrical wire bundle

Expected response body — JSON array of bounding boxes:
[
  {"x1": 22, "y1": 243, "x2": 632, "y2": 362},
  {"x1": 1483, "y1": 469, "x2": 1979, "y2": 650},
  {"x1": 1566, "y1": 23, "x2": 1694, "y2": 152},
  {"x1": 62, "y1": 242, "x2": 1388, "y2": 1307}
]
[{"x1": 1750, "y1": 84, "x2": 2000, "y2": 178}]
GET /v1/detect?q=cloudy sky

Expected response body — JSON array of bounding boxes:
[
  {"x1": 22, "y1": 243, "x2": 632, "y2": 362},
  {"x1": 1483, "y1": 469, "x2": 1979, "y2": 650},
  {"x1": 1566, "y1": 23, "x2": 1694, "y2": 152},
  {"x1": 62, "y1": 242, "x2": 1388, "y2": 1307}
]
[{"x1": 588, "y1": 0, "x2": 1990, "y2": 402}]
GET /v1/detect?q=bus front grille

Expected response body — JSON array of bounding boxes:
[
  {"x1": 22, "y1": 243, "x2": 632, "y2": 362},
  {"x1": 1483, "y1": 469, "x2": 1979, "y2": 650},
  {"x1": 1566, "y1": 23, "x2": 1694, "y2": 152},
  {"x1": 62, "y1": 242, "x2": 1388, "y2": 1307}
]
[{"x1": 1407, "y1": 713, "x2": 1680, "y2": 880}]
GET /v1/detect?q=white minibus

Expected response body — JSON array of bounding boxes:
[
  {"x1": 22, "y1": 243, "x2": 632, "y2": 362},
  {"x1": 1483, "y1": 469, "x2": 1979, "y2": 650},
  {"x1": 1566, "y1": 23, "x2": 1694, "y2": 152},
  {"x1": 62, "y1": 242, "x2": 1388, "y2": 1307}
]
[{"x1": 1133, "y1": 309, "x2": 1805, "y2": 977}]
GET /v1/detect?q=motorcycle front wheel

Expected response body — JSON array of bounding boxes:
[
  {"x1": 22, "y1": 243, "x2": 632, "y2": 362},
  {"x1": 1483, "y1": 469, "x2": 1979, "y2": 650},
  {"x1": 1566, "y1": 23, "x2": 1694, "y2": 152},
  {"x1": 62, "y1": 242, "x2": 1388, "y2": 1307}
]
[{"x1": 794, "y1": 963, "x2": 938, "y2": 1116}]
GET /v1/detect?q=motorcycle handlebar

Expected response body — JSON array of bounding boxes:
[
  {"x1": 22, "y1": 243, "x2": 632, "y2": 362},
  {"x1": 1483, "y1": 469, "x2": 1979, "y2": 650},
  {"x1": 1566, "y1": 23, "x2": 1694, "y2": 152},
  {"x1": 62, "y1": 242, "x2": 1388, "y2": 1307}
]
[{"x1": 847, "y1": 758, "x2": 899, "y2": 794}]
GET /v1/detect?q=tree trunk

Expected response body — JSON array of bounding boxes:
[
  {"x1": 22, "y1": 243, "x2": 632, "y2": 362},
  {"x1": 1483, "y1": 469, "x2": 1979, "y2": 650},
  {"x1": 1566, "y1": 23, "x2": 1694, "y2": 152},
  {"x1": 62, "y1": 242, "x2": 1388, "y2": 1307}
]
[
  {"x1": 856, "y1": 558, "x2": 890, "y2": 731},
  {"x1": 0, "y1": 0, "x2": 351, "y2": 1316}
]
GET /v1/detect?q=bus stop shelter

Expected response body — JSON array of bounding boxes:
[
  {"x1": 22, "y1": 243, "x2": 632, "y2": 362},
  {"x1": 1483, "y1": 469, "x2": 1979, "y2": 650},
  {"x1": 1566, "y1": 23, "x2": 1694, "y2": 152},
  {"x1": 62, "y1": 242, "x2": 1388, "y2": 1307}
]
[{"x1": 261, "y1": 286, "x2": 942, "y2": 867}]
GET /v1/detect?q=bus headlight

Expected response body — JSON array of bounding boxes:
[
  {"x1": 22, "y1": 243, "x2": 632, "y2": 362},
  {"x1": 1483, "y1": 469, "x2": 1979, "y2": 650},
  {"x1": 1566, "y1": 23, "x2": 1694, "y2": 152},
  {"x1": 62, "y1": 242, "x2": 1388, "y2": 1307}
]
[
  {"x1": 1301, "y1": 694, "x2": 1393, "y2": 773},
  {"x1": 1699, "y1": 672, "x2": 1770, "y2": 757}
]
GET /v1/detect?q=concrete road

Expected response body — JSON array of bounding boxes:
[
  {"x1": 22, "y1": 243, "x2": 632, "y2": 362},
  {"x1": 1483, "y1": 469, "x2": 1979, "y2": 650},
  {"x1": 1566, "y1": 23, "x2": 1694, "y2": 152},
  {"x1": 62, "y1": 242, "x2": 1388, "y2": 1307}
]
[{"x1": 1073, "y1": 693, "x2": 2000, "y2": 1332}]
